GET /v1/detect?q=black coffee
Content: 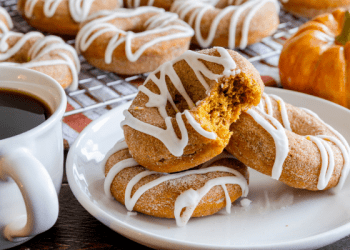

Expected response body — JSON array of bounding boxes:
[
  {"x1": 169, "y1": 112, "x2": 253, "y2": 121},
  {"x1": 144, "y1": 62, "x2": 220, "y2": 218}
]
[{"x1": 0, "y1": 88, "x2": 52, "y2": 140}]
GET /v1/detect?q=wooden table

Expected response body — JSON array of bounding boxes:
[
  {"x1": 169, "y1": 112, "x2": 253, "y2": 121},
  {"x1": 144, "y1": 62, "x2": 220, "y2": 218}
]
[{"x1": 5, "y1": 150, "x2": 350, "y2": 250}]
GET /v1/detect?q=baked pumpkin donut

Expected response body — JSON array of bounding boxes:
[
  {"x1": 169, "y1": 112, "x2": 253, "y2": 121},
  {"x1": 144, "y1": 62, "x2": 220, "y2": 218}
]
[
  {"x1": 75, "y1": 7, "x2": 194, "y2": 75},
  {"x1": 0, "y1": 7, "x2": 13, "y2": 33},
  {"x1": 103, "y1": 139, "x2": 249, "y2": 227},
  {"x1": 170, "y1": 0, "x2": 280, "y2": 49},
  {"x1": 279, "y1": 0, "x2": 350, "y2": 18},
  {"x1": 226, "y1": 93, "x2": 350, "y2": 191},
  {"x1": 0, "y1": 9, "x2": 80, "y2": 90},
  {"x1": 121, "y1": 47, "x2": 264, "y2": 173},
  {"x1": 122, "y1": 0, "x2": 174, "y2": 11},
  {"x1": 17, "y1": 0, "x2": 120, "y2": 36}
]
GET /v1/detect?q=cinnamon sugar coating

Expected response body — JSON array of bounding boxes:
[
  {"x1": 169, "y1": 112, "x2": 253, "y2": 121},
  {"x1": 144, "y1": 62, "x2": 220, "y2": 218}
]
[
  {"x1": 171, "y1": 0, "x2": 280, "y2": 49},
  {"x1": 76, "y1": 7, "x2": 194, "y2": 75},
  {"x1": 105, "y1": 148, "x2": 249, "y2": 220},
  {"x1": 226, "y1": 95, "x2": 348, "y2": 191},
  {"x1": 122, "y1": 48, "x2": 264, "y2": 173}
]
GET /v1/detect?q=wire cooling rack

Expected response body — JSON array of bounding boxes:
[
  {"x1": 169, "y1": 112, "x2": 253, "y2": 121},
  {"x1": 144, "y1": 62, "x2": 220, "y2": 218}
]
[{"x1": 0, "y1": 1, "x2": 308, "y2": 117}]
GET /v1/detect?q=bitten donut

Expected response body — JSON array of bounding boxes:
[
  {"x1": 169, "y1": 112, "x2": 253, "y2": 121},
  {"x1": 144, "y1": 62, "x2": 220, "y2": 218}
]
[
  {"x1": 279, "y1": 0, "x2": 350, "y2": 18},
  {"x1": 122, "y1": 0, "x2": 174, "y2": 11},
  {"x1": 17, "y1": 0, "x2": 120, "y2": 36},
  {"x1": 170, "y1": 0, "x2": 280, "y2": 49},
  {"x1": 103, "y1": 140, "x2": 249, "y2": 227},
  {"x1": 226, "y1": 93, "x2": 350, "y2": 191},
  {"x1": 0, "y1": 7, "x2": 13, "y2": 33},
  {"x1": 75, "y1": 7, "x2": 194, "y2": 75},
  {"x1": 0, "y1": 9, "x2": 80, "y2": 90},
  {"x1": 121, "y1": 47, "x2": 264, "y2": 173}
]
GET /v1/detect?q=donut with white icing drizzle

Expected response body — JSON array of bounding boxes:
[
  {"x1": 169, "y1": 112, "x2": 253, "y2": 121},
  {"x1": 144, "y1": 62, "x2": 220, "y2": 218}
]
[
  {"x1": 226, "y1": 92, "x2": 350, "y2": 191},
  {"x1": 122, "y1": 47, "x2": 264, "y2": 173},
  {"x1": 17, "y1": 0, "x2": 120, "y2": 36},
  {"x1": 103, "y1": 140, "x2": 249, "y2": 227},
  {"x1": 122, "y1": 0, "x2": 174, "y2": 11},
  {"x1": 170, "y1": 0, "x2": 280, "y2": 49},
  {"x1": 75, "y1": 7, "x2": 194, "y2": 75},
  {"x1": 0, "y1": 8, "x2": 80, "y2": 90}
]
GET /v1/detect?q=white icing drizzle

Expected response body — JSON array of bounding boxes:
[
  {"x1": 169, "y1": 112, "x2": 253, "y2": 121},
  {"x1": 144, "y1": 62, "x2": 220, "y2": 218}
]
[
  {"x1": 75, "y1": 7, "x2": 194, "y2": 63},
  {"x1": 252, "y1": 93, "x2": 350, "y2": 191},
  {"x1": 0, "y1": 7, "x2": 13, "y2": 33},
  {"x1": 301, "y1": 108, "x2": 350, "y2": 192},
  {"x1": 104, "y1": 141, "x2": 249, "y2": 227},
  {"x1": 246, "y1": 108, "x2": 289, "y2": 180},
  {"x1": 121, "y1": 47, "x2": 239, "y2": 156},
  {"x1": 170, "y1": 0, "x2": 279, "y2": 49},
  {"x1": 23, "y1": 0, "x2": 97, "y2": 23},
  {"x1": 0, "y1": 31, "x2": 80, "y2": 90}
]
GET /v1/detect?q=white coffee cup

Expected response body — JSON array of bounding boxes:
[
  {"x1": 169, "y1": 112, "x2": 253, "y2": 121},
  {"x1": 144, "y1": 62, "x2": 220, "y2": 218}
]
[{"x1": 0, "y1": 66, "x2": 67, "y2": 249}]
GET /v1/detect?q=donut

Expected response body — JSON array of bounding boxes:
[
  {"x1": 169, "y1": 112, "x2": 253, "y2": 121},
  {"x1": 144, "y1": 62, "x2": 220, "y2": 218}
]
[
  {"x1": 121, "y1": 47, "x2": 264, "y2": 173},
  {"x1": 75, "y1": 7, "x2": 194, "y2": 75},
  {"x1": 17, "y1": 0, "x2": 120, "y2": 36},
  {"x1": 279, "y1": 0, "x2": 350, "y2": 18},
  {"x1": 0, "y1": 9, "x2": 80, "y2": 90},
  {"x1": 226, "y1": 93, "x2": 350, "y2": 191},
  {"x1": 103, "y1": 139, "x2": 249, "y2": 227},
  {"x1": 0, "y1": 7, "x2": 13, "y2": 33},
  {"x1": 170, "y1": 0, "x2": 280, "y2": 49},
  {"x1": 122, "y1": 0, "x2": 174, "y2": 11}
]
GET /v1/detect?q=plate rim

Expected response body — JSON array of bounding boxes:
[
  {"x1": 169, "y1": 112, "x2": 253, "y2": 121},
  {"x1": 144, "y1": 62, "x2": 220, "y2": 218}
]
[{"x1": 66, "y1": 87, "x2": 350, "y2": 249}]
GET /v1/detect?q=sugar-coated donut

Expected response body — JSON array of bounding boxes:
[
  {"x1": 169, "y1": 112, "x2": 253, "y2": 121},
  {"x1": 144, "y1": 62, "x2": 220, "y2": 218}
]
[
  {"x1": 121, "y1": 47, "x2": 264, "y2": 173},
  {"x1": 279, "y1": 0, "x2": 350, "y2": 18},
  {"x1": 75, "y1": 7, "x2": 194, "y2": 75},
  {"x1": 226, "y1": 93, "x2": 350, "y2": 191},
  {"x1": 170, "y1": 0, "x2": 280, "y2": 49},
  {"x1": 0, "y1": 7, "x2": 13, "y2": 33},
  {"x1": 0, "y1": 8, "x2": 80, "y2": 90},
  {"x1": 122, "y1": 0, "x2": 174, "y2": 11},
  {"x1": 103, "y1": 140, "x2": 249, "y2": 227},
  {"x1": 17, "y1": 0, "x2": 120, "y2": 36}
]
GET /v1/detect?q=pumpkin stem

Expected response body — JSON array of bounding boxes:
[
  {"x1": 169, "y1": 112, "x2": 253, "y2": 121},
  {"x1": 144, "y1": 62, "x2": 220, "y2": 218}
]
[{"x1": 336, "y1": 11, "x2": 350, "y2": 45}]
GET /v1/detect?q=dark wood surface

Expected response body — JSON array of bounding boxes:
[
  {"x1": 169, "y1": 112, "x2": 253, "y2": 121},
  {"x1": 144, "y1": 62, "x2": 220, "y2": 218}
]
[{"x1": 7, "y1": 150, "x2": 350, "y2": 250}]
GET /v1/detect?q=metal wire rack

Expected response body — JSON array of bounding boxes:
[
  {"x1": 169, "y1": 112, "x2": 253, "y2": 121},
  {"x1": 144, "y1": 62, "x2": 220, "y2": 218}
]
[{"x1": 0, "y1": 1, "x2": 308, "y2": 117}]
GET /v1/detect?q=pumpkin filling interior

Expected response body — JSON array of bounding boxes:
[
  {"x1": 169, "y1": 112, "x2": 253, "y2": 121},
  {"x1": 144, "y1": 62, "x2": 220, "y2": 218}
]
[{"x1": 196, "y1": 72, "x2": 261, "y2": 141}]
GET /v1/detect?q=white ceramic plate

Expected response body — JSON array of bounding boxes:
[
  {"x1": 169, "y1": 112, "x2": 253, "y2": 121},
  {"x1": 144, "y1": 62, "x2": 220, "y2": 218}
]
[{"x1": 66, "y1": 87, "x2": 350, "y2": 250}]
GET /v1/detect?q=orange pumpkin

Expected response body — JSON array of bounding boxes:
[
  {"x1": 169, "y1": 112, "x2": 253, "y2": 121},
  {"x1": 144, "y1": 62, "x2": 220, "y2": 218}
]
[{"x1": 279, "y1": 9, "x2": 350, "y2": 108}]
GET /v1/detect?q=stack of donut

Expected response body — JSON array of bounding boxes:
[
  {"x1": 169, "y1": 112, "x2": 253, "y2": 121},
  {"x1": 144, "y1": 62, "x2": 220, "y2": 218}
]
[
  {"x1": 102, "y1": 47, "x2": 264, "y2": 226},
  {"x1": 0, "y1": 6, "x2": 80, "y2": 90}
]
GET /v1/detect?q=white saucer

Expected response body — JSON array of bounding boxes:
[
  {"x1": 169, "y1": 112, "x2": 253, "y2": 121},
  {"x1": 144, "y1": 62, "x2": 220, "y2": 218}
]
[{"x1": 66, "y1": 87, "x2": 350, "y2": 250}]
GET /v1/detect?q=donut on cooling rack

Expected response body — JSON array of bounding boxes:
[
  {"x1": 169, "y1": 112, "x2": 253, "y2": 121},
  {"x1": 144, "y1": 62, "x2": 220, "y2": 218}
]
[
  {"x1": 17, "y1": 0, "x2": 120, "y2": 36},
  {"x1": 75, "y1": 7, "x2": 194, "y2": 75},
  {"x1": 103, "y1": 139, "x2": 249, "y2": 227},
  {"x1": 0, "y1": 7, "x2": 13, "y2": 33},
  {"x1": 170, "y1": 0, "x2": 280, "y2": 49},
  {"x1": 121, "y1": 47, "x2": 264, "y2": 173},
  {"x1": 279, "y1": 0, "x2": 350, "y2": 18},
  {"x1": 0, "y1": 8, "x2": 80, "y2": 90},
  {"x1": 122, "y1": 0, "x2": 174, "y2": 11},
  {"x1": 226, "y1": 93, "x2": 350, "y2": 191}
]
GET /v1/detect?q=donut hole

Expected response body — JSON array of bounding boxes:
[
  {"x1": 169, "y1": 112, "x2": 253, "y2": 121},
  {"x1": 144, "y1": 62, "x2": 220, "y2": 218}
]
[{"x1": 197, "y1": 72, "x2": 260, "y2": 140}]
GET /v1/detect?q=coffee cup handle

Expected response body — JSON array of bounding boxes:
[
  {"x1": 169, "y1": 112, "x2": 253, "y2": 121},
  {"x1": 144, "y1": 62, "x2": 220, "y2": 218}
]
[{"x1": 0, "y1": 148, "x2": 59, "y2": 242}]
